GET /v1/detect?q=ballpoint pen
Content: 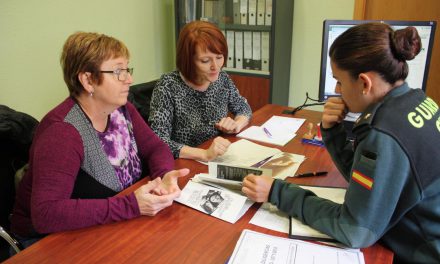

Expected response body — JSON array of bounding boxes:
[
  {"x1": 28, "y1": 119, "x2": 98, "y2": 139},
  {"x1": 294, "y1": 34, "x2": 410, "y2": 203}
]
[
  {"x1": 263, "y1": 127, "x2": 273, "y2": 138},
  {"x1": 293, "y1": 171, "x2": 328, "y2": 178}
]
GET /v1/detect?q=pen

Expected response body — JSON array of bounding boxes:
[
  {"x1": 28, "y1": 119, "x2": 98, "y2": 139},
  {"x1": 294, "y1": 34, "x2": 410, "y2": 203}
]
[
  {"x1": 294, "y1": 171, "x2": 328, "y2": 178},
  {"x1": 263, "y1": 127, "x2": 273, "y2": 138}
]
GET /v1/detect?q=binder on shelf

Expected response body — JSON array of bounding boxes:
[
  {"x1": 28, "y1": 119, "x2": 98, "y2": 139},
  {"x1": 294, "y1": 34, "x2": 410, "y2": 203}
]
[
  {"x1": 252, "y1": 31, "x2": 262, "y2": 70},
  {"x1": 235, "y1": 31, "x2": 244, "y2": 69},
  {"x1": 256, "y1": 0, "x2": 265, "y2": 25},
  {"x1": 203, "y1": 0, "x2": 214, "y2": 21},
  {"x1": 248, "y1": 0, "x2": 257, "y2": 26},
  {"x1": 240, "y1": 0, "x2": 248, "y2": 25},
  {"x1": 261, "y1": 31, "x2": 270, "y2": 72},
  {"x1": 265, "y1": 0, "x2": 272, "y2": 26},
  {"x1": 226, "y1": 30, "x2": 235, "y2": 68},
  {"x1": 233, "y1": 0, "x2": 240, "y2": 24},
  {"x1": 243, "y1": 31, "x2": 253, "y2": 70}
]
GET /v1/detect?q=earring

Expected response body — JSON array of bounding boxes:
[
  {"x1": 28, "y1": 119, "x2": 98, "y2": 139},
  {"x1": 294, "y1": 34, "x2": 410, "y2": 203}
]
[{"x1": 90, "y1": 91, "x2": 94, "y2": 97}]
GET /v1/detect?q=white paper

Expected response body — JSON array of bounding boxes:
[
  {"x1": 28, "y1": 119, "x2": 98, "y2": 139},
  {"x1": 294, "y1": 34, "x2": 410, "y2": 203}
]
[
  {"x1": 262, "y1": 115, "x2": 306, "y2": 135},
  {"x1": 229, "y1": 229, "x2": 365, "y2": 264},
  {"x1": 250, "y1": 202, "x2": 289, "y2": 233},
  {"x1": 174, "y1": 180, "x2": 253, "y2": 223},
  {"x1": 237, "y1": 116, "x2": 306, "y2": 147},
  {"x1": 204, "y1": 139, "x2": 281, "y2": 167},
  {"x1": 237, "y1": 126, "x2": 296, "y2": 146}
]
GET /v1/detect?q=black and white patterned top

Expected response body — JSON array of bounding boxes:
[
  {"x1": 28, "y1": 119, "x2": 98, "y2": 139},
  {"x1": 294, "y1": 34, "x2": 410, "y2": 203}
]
[{"x1": 148, "y1": 71, "x2": 252, "y2": 158}]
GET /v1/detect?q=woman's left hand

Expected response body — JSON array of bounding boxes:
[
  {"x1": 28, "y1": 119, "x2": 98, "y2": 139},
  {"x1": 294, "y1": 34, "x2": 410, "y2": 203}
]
[{"x1": 153, "y1": 168, "x2": 190, "y2": 196}]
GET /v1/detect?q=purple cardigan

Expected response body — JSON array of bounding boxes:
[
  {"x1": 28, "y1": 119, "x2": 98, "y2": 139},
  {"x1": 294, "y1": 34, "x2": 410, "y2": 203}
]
[{"x1": 11, "y1": 97, "x2": 174, "y2": 236}]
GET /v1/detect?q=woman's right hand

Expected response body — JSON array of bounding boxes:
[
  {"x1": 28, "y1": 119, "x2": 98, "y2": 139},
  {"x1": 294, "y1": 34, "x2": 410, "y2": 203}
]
[
  {"x1": 322, "y1": 97, "x2": 348, "y2": 129},
  {"x1": 205, "y1": 136, "x2": 231, "y2": 161},
  {"x1": 134, "y1": 178, "x2": 180, "y2": 216}
]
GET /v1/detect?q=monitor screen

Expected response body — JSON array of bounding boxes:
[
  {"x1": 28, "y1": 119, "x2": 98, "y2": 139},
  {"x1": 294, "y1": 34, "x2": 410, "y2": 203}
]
[{"x1": 318, "y1": 20, "x2": 436, "y2": 102}]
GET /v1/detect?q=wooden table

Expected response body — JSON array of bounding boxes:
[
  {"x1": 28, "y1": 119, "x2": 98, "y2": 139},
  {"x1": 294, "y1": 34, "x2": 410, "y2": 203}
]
[{"x1": 5, "y1": 105, "x2": 393, "y2": 263}]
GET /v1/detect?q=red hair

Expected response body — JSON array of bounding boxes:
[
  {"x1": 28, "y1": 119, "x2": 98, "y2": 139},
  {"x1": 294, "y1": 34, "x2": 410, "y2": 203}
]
[{"x1": 176, "y1": 21, "x2": 228, "y2": 84}]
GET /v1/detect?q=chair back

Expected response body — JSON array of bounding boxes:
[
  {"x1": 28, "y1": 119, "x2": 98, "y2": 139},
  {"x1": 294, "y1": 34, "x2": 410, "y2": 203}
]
[{"x1": 127, "y1": 80, "x2": 158, "y2": 125}]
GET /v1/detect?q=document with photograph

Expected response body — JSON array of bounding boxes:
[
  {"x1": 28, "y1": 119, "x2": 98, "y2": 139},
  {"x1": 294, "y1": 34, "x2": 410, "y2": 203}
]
[
  {"x1": 259, "y1": 152, "x2": 306, "y2": 179},
  {"x1": 229, "y1": 229, "x2": 365, "y2": 264},
  {"x1": 174, "y1": 180, "x2": 254, "y2": 224}
]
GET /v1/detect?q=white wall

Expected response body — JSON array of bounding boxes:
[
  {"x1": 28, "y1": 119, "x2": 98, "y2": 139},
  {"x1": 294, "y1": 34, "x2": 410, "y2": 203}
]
[
  {"x1": 289, "y1": 0, "x2": 355, "y2": 110},
  {"x1": 0, "y1": 0, "x2": 175, "y2": 120}
]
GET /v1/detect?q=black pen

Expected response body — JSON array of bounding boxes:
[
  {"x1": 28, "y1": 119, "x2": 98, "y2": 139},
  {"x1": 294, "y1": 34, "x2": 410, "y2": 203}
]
[{"x1": 294, "y1": 171, "x2": 328, "y2": 178}]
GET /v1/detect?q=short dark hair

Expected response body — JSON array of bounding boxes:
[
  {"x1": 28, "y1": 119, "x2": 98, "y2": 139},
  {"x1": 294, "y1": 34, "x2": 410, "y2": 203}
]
[
  {"x1": 60, "y1": 32, "x2": 130, "y2": 96},
  {"x1": 176, "y1": 21, "x2": 228, "y2": 84},
  {"x1": 330, "y1": 23, "x2": 421, "y2": 84}
]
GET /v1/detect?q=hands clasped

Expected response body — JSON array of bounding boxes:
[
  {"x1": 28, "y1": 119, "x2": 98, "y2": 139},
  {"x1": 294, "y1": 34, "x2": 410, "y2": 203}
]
[{"x1": 134, "y1": 168, "x2": 190, "y2": 216}]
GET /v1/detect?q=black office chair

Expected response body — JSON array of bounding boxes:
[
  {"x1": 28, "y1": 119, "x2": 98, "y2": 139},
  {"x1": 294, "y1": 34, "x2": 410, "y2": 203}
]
[
  {"x1": 127, "y1": 80, "x2": 158, "y2": 125},
  {"x1": 0, "y1": 105, "x2": 38, "y2": 260}
]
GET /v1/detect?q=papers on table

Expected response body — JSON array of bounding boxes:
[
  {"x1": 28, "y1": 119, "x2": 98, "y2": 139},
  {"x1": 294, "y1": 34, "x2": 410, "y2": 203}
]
[
  {"x1": 237, "y1": 116, "x2": 306, "y2": 146},
  {"x1": 289, "y1": 186, "x2": 346, "y2": 241},
  {"x1": 229, "y1": 229, "x2": 365, "y2": 264},
  {"x1": 250, "y1": 202, "x2": 289, "y2": 233},
  {"x1": 174, "y1": 180, "x2": 253, "y2": 224},
  {"x1": 206, "y1": 139, "x2": 281, "y2": 167}
]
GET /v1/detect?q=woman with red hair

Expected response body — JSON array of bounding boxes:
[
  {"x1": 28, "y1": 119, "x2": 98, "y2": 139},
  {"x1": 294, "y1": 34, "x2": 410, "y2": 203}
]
[{"x1": 149, "y1": 21, "x2": 251, "y2": 161}]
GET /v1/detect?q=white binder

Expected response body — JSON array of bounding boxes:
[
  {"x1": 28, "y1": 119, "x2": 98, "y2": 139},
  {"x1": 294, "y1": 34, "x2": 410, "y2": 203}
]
[
  {"x1": 261, "y1": 31, "x2": 270, "y2": 71},
  {"x1": 226, "y1": 30, "x2": 235, "y2": 68},
  {"x1": 248, "y1": 0, "x2": 257, "y2": 25},
  {"x1": 235, "y1": 31, "x2": 244, "y2": 69},
  {"x1": 265, "y1": 0, "x2": 272, "y2": 26},
  {"x1": 257, "y1": 0, "x2": 265, "y2": 26},
  {"x1": 233, "y1": 0, "x2": 240, "y2": 24},
  {"x1": 252, "y1": 31, "x2": 261, "y2": 70},
  {"x1": 240, "y1": 0, "x2": 248, "y2": 25},
  {"x1": 243, "y1": 31, "x2": 253, "y2": 69}
]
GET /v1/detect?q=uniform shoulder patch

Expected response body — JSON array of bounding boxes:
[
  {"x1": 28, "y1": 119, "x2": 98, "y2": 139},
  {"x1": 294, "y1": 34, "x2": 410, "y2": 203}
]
[{"x1": 352, "y1": 170, "x2": 374, "y2": 190}]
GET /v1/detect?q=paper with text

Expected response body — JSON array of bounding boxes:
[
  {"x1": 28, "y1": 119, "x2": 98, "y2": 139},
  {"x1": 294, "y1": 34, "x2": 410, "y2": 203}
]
[
  {"x1": 229, "y1": 229, "x2": 365, "y2": 264},
  {"x1": 259, "y1": 152, "x2": 305, "y2": 179}
]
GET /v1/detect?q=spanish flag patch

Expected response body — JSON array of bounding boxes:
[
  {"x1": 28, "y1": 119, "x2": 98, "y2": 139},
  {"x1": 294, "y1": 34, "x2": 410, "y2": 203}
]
[{"x1": 352, "y1": 170, "x2": 373, "y2": 190}]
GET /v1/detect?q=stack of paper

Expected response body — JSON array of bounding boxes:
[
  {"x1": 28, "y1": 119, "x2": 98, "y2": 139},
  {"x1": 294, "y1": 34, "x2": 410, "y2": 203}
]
[
  {"x1": 237, "y1": 116, "x2": 306, "y2": 146},
  {"x1": 229, "y1": 229, "x2": 365, "y2": 264}
]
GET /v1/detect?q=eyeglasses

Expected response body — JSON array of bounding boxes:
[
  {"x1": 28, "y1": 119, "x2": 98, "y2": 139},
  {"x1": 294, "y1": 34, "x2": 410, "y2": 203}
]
[{"x1": 100, "y1": 68, "x2": 133, "y2": 81}]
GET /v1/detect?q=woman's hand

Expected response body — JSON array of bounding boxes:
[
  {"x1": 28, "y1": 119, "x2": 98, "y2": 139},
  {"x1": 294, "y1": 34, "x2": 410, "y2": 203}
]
[
  {"x1": 242, "y1": 174, "x2": 274, "y2": 203},
  {"x1": 134, "y1": 178, "x2": 179, "y2": 216},
  {"x1": 215, "y1": 115, "x2": 249, "y2": 134},
  {"x1": 205, "y1": 136, "x2": 231, "y2": 161},
  {"x1": 154, "y1": 168, "x2": 190, "y2": 195},
  {"x1": 322, "y1": 97, "x2": 348, "y2": 129}
]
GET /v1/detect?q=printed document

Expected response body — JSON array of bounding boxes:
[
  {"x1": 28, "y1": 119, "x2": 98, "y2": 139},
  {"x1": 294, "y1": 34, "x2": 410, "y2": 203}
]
[
  {"x1": 174, "y1": 180, "x2": 253, "y2": 223},
  {"x1": 229, "y1": 229, "x2": 365, "y2": 264},
  {"x1": 258, "y1": 152, "x2": 305, "y2": 179}
]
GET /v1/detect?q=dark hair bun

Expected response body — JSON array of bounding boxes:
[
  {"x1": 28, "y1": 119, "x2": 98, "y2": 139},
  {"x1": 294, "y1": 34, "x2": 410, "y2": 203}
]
[{"x1": 393, "y1": 26, "x2": 422, "y2": 61}]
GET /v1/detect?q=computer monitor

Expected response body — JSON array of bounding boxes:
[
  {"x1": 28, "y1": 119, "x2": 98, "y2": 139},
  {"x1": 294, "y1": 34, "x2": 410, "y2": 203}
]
[{"x1": 318, "y1": 20, "x2": 436, "y2": 103}]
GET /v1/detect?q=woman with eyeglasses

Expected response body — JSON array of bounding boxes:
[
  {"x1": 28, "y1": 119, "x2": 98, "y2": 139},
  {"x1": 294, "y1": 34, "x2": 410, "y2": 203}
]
[
  {"x1": 242, "y1": 23, "x2": 440, "y2": 263},
  {"x1": 148, "y1": 21, "x2": 252, "y2": 161},
  {"x1": 10, "y1": 32, "x2": 189, "y2": 249}
]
